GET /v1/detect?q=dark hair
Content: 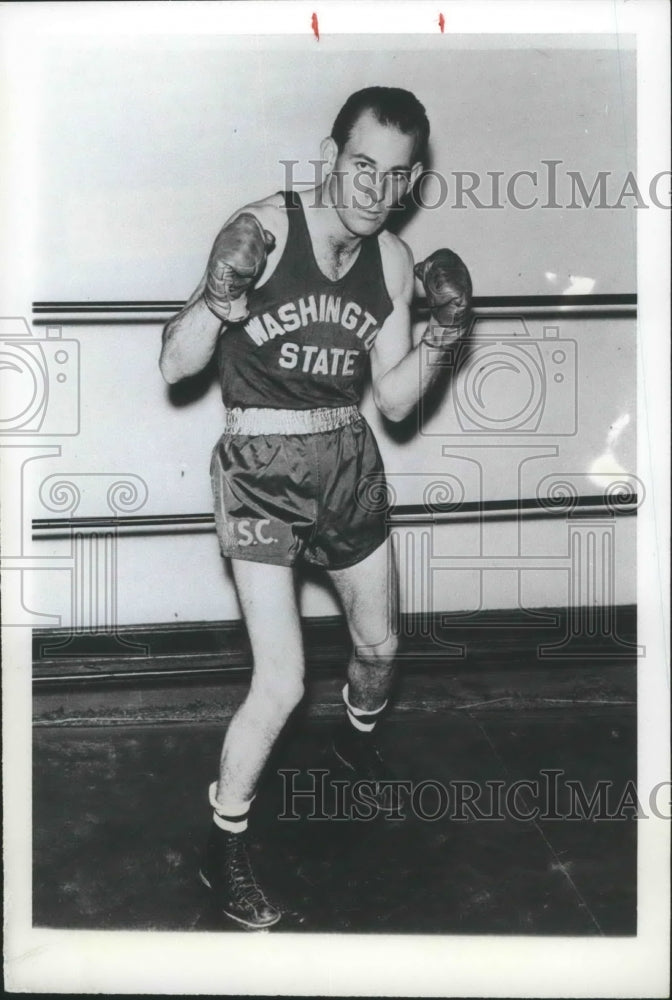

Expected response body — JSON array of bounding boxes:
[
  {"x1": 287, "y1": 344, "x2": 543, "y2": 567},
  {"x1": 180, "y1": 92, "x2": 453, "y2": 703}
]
[{"x1": 331, "y1": 87, "x2": 430, "y2": 163}]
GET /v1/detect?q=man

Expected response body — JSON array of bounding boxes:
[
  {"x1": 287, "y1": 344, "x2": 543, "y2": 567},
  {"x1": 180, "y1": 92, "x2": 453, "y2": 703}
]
[{"x1": 159, "y1": 87, "x2": 472, "y2": 930}]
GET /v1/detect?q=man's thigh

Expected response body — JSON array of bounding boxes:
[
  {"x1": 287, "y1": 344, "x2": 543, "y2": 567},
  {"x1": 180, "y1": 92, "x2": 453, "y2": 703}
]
[{"x1": 231, "y1": 558, "x2": 304, "y2": 673}]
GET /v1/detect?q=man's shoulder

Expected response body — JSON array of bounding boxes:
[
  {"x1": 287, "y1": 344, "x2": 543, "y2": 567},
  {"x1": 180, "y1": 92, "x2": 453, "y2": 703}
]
[
  {"x1": 222, "y1": 194, "x2": 288, "y2": 262},
  {"x1": 236, "y1": 192, "x2": 287, "y2": 231},
  {"x1": 378, "y1": 229, "x2": 413, "y2": 262},
  {"x1": 378, "y1": 230, "x2": 414, "y2": 301}
]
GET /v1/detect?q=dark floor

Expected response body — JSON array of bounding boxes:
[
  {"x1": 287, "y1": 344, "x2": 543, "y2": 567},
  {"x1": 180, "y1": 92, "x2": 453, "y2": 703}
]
[{"x1": 33, "y1": 702, "x2": 636, "y2": 935}]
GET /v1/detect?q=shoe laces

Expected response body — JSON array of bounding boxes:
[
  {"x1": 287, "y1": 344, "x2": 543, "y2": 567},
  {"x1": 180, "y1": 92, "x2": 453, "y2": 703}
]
[
  {"x1": 226, "y1": 836, "x2": 270, "y2": 907},
  {"x1": 362, "y1": 742, "x2": 387, "y2": 777},
  {"x1": 343, "y1": 734, "x2": 387, "y2": 779}
]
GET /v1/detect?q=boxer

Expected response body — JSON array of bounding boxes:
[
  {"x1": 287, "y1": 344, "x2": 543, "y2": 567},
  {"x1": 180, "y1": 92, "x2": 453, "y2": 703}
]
[{"x1": 160, "y1": 86, "x2": 472, "y2": 930}]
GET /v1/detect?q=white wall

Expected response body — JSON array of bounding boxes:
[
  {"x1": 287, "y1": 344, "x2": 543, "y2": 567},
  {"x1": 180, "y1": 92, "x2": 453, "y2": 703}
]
[
  {"x1": 20, "y1": 35, "x2": 638, "y2": 626},
  {"x1": 25, "y1": 312, "x2": 637, "y2": 625},
  {"x1": 35, "y1": 36, "x2": 635, "y2": 300}
]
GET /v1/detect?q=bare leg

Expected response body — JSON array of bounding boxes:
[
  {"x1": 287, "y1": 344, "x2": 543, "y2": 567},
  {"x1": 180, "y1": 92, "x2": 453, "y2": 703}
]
[
  {"x1": 216, "y1": 560, "x2": 304, "y2": 804},
  {"x1": 327, "y1": 537, "x2": 399, "y2": 711},
  {"x1": 200, "y1": 559, "x2": 296, "y2": 929}
]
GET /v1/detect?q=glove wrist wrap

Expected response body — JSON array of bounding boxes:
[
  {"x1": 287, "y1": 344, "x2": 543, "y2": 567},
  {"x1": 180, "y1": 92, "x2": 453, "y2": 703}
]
[{"x1": 420, "y1": 322, "x2": 466, "y2": 348}]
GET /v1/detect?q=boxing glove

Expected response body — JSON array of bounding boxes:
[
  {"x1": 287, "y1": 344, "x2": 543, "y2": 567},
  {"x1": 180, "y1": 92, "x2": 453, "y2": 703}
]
[
  {"x1": 414, "y1": 248, "x2": 472, "y2": 345},
  {"x1": 204, "y1": 213, "x2": 276, "y2": 322}
]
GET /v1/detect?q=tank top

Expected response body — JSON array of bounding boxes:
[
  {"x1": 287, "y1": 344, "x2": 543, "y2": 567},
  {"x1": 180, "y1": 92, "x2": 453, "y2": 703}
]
[{"x1": 217, "y1": 191, "x2": 394, "y2": 409}]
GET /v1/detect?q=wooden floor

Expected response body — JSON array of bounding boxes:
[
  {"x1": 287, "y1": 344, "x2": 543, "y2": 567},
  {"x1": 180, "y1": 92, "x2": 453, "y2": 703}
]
[{"x1": 33, "y1": 639, "x2": 637, "y2": 935}]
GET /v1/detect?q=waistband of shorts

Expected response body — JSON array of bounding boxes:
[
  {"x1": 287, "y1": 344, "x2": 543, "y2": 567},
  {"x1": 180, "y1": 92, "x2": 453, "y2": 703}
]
[{"x1": 221, "y1": 405, "x2": 361, "y2": 435}]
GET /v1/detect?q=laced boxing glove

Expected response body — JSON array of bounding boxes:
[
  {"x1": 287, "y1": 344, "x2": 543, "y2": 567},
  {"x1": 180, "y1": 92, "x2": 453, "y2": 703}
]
[
  {"x1": 204, "y1": 213, "x2": 276, "y2": 323},
  {"x1": 414, "y1": 248, "x2": 472, "y2": 347}
]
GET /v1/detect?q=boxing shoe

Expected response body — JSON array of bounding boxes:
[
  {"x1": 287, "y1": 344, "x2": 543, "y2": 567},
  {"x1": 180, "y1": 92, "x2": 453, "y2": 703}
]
[
  {"x1": 199, "y1": 824, "x2": 281, "y2": 930},
  {"x1": 331, "y1": 720, "x2": 406, "y2": 815},
  {"x1": 204, "y1": 212, "x2": 276, "y2": 322}
]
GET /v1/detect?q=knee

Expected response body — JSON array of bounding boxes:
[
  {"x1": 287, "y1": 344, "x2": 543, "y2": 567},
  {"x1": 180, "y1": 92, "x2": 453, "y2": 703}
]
[
  {"x1": 355, "y1": 630, "x2": 398, "y2": 667},
  {"x1": 250, "y1": 671, "x2": 305, "y2": 719}
]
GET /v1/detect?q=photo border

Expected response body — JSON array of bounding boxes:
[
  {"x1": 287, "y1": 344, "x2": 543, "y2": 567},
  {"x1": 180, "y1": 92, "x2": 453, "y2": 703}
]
[{"x1": 2, "y1": 1, "x2": 669, "y2": 995}]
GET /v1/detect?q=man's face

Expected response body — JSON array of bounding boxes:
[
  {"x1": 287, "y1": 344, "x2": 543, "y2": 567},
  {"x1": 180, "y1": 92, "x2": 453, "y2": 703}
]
[{"x1": 327, "y1": 109, "x2": 422, "y2": 237}]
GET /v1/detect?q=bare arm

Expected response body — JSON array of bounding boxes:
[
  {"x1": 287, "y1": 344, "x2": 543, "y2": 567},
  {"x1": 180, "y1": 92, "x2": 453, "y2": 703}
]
[
  {"x1": 371, "y1": 236, "x2": 464, "y2": 422},
  {"x1": 159, "y1": 197, "x2": 285, "y2": 385},
  {"x1": 159, "y1": 272, "x2": 221, "y2": 384}
]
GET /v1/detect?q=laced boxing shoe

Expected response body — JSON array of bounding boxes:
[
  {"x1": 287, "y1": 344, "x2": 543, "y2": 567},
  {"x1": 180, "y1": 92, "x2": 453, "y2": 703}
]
[
  {"x1": 203, "y1": 212, "x2": 276, "y2": 323},
  {"x1": 199, "y1": 825, "x2": 282, "y2": 930},
  {"x1": 331, "y1": 719, "x2": 406, "y2": 815}
]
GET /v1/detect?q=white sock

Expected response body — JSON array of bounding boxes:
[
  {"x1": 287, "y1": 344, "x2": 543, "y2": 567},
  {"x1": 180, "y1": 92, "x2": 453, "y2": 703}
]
[
  {"x1": 342, "y1": 683, "x2": 388, "y2": 733},
  {"x1": 209, "y1": 781, "x2": 254, "y2": 833}
]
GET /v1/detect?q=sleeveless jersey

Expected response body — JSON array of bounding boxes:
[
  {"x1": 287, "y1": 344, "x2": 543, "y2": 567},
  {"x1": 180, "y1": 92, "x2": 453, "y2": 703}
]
[{"x1": 217, "y1": 191, "x2": 394, "y2": 409}]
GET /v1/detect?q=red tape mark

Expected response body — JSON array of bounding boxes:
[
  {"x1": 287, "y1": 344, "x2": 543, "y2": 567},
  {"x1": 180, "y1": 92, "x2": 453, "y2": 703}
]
[
  {"x1": 438, "y1": 12, "x2": 445, "y2": 32},
  {"x1": 312, "y1": 12, "x2": 320, "y2": 41}
]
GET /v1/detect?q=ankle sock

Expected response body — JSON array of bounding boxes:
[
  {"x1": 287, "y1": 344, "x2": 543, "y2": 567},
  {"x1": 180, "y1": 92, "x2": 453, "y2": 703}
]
[
  {"x1": 209, "y1": 781, "x2": 254, "y2": 833},
  {"x1": 342, "y1": 683, "x2": 388, "y2": 733}
]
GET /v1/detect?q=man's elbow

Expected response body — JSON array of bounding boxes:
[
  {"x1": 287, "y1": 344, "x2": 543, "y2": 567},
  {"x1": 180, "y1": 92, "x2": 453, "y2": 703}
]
[
  {"x1": 159, "y1": 321, "x2": 182, "y2": 384},
  {"x1": 159, "y1": 358, "x2": 181, "y2": 385},
  {"x1": 374, "y1": 388, "x2": 411, "y2": 423},
  {"x1": 382, "y1": 404, "x2": 413, "y2": 424},
  {"x1": 159, "y1": 342, "x2": 182, "y2": 386}
]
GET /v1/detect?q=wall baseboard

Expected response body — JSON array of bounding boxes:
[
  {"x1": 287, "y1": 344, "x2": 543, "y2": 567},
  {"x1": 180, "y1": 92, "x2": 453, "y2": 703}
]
[
  {"x1": 34, "y1": 605, "x2": 638, "y2": 685},
  {"x1": 32, "y1": 607, "x2": 637, "y2": 725}
]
